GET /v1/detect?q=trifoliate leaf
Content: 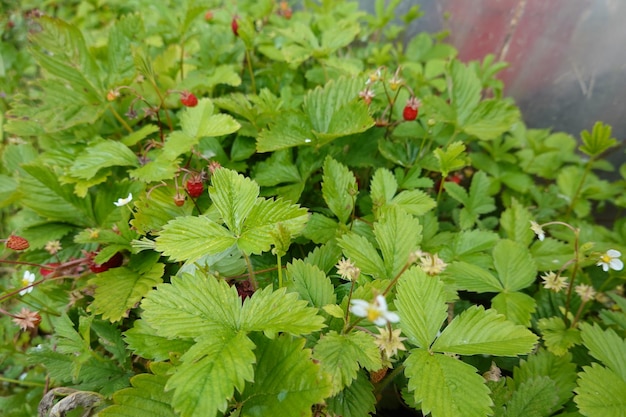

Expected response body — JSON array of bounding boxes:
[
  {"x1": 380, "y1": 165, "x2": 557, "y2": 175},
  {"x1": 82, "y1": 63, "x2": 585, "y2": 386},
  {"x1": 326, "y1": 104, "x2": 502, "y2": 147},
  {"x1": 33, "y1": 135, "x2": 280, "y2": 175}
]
[
  {"x1": 124, "y1": 320, "x2": 194, "y2": 361},
  {"x1": 538, "y1": 317, "x2": 581, "y2": 356},
  {"x1": 286, "y1": 259, "x2": 336, "y2": 308},
  {"x1": 180, "y1": 98, "x2": 240, "y2": 139},
  {"x1": 503, "y1": 376, "x2": 558, "y2": 417},
  {"x1": 99, "y1": 363, "x2": 177, "y2": 417},
  {"x1": 154, "y1": 216, "x2": 236, "y2": 262},
  {"x1": 491, "y1": 292, "x2": 536, "y2": 326},
  {"x1": 141, "y1": 273, "x2": 242, "y2": 339},
  {"x1": 88, "y1": 263, "x2": 164, "y2": 322},
  {"x1": 579, "y1": 121, "x2": 618, "y2": 158},
  {"x1": 445, "y1": 171, "x2": 496, "y2": 229},
  {"x1": 326, "y1": 370, "x2": 376, "y2": 417},
  {"x1": 396, "y1": 267, "x2": 448, "y2": 349},
  {"x1": 493, "y1": 239, "x2": 536, "y2": 292},
  {"x1": 239, "y1": 334, "x2": 332, "y2": 416},
  {"x1": 338, "y1": 232, "x2": 386, "y2": 279},
  {"x1": 405, "y1": 348, "x2": 492, "y2": 417},
  {"x1": 167, "y1": 329, "x2": 255, "y2": 417},
  {"x1": 313, "y1": 330, "x2": 382, "y2": 395},
  {"x1": 435, "y1": 141, "x2": 467, "y2": 177},
  {"x1": 322, "y1": 156, "x2": 358, "y2": 224},
  {"x1": 374, "y1": 207, "x2": 422, "y2": 279},
  {"x1": 69, "y1": 141, "x2": 138, "y2": 180},
  {"x1": 574, "y1": 363, "x2": 626, "y2": 417},
  {"x1": 209, "y1": 168, "x2": 259, "y2": 235},
  {"x1": 131, "y1": 184, "x2": 193, "y2": 235},
  {"x1": 241, "y1": 286, "x2": 325, "y2": 336},
  {"x1": 579, "y1": 323, "x2": 626, "y2": 380},
  {"x1": 432, "y1": 306, "x2": 538, "y2": 356}
]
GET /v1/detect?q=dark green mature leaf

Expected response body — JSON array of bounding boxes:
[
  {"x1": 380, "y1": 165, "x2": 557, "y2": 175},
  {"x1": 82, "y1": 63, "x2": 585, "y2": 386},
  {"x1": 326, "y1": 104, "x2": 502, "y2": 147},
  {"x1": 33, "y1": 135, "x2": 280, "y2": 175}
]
[
  {"x1": 88, "y1": 263, "x2": 164, "y2": 322},
  {"x1": 579, "y1": 323, "x2": 626, "y2": 380},
  {"x1": 131, "y1": 185, "x2": 194, "y2": 235},
  {"x1": 286, "y1": 259, "x2": 336, "y2": 308},
  {"x1": 256, "y1": 111, "x2": 313, "y2": 152},
  {"x1": 504, "y1": 376, "x2": 558, "y2": 417},
  {"x1": 124, "y1": 320, "x2": 193, "y2": 361},
  {"x1": 396, "y1": 267, "x2": 448, "y2": 349},
  {"x1": 493, "y1": 239, "x2": 536, "y2": 291},
  {"x1": 322, "y1": 156, "x2": 358, "y2": 224},
  {"x1": 405, "y1": 348, "x2": 492, "y2": 417},
  {"x1": 105, "y1": 13, "x2": 144, "y2": 86},
  {"x1": 239, "y1": 335, "x2": 332, "y2": 416},
  {"x1": 445, "y1": 171, "x2": 496, "y2": 229},
  {"x1": 432, "y1": 306, "x2": 538, "y2": 356},
  {"x1": 445, "y1": 261, "x2": 503, "y2": 293},
  {"x1": 69, "y1": 141, "x2": 138, "y2": 180},
  {"x1": 575, "y1": 363, "x2": 626, "y2": 417},
  {"x1": 252, "y1": 149, "x2": 301, "y2": 187},
  {"x1": 500, "y1": 200, "x2": 535, "y2": 246},
  {"x1": 313, "y1": 330, "x2": 381, "y2": 395},
  {"x1": 326, "y1": 371, "x2": 376, "y2": 417},
  {"x1": 537, "y1": 317, "x2": 581, "y2": 356},
  {"x1": 492, "y1": 292, "x2": 536, "y2": 326}
]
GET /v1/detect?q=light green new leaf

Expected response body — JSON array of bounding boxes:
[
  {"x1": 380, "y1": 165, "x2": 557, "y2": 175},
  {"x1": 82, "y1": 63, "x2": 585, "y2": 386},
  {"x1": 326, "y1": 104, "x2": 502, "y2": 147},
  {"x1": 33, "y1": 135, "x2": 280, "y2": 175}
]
[
  {"x1": 286, "y1": 259, "x2": 336, "y2": 308},
  {"x1": 338, "y1": 233, "x2": 386, "y2": 279},
  {"x1": 580, "y1": 323, "x2": 626, "y2": 380},
  {"x1": 256, "y1": 111, "x2": 314, "y2": 152},
  {"x1": 316, "y1": 100, "x2": 375, "y2": 145},
  {"x1": 575, "y1": 363, "x2": 626, "y2": 417},
  {"x1": 241, "y1": 286, "x2": 325, "y2": 336},
  {"x1": 322, "y1": 156, "x2": 358, "y2": 224},
  {"x1": 579, "y1": 121, "x2": 618, "y2": 158},
  {"x1": 370, "y1": 168, "x2": 398, "y2": 209},
  {"x1": 160, "y1": 131, "x2": 198, "y2": 161},
  {"x1": 180, "y1": 98, "x2": 240, "y2": 139},
  {"x1": 100, "y1": 363, "x2": 177, "y2": 417},
  {"x1": 432, "y1": 306, "x2": 538, "y2": 356},
  {"x1": 503, "y1": 376, "x2": 558, "y2": 417},
  {"x1": 396, "y1": 268, "x2": 448, "y2": 349},
  {"x1": 141, "y1": 273, "x2": 242, "y2": 339},
  {"x1": 88, "y1": 263, "x2": 164, "y2": 322},
  {"x1": 405, "y1": 349, "x2": 492, "y2": 417},
  {"x1": 209, "y1": 168, "x2": 259, "y2": 235},
  {"x1": 120, "y1": 124, "x2": 160, "y2": 146},
  {"x1": 326, "y1": 371, "x2": 376, "y2": 417},
  {"x1": 168, "y1": 329, "x2": 255, "y2": 417},
  {"x1": 313, "y1": 331, "x2": 382, "y2": 395},
  {"x1": 463, "y1": 99, "x2": 520, "y2": 141},
  {"x1": 128, "y1": 156, "x2": 180, "y2": 183},
  {"x1": 155, "y1": 216, "x2": 236, "y2": 262},
  {"x1": 450, "y1": 60, "x2": 481, "y2": 124},
  {"x1": 391, "y1": 190, "x2": 437, "y2": 217},
  {"x1": 435, "y1": 141, "x2": 467, "y2": 176},
  {"x1": 493, "y1": 239, "x2": 536, "y2": 291},
  {"x1": 69, "y1": 141, "x2": 138, "y2": 180},
  {"x1": 499, "y1": 199, "x2": 535, "y2": 246},
  {"x1": 374, "y1": 207, "x2": 421, "y2": 279},
  {"x1": 444, "y1": 261, "x2": 503, "y2": 293},
  {"x1": 131, "y1": 185, "x2": 193, "y2": 235},
  {"x1": 239, "y1": 335, "x2": 332, "y2": 416},
  {"x1": 491, "y1": 292, "x2": 536, "y2": 326},
  {"x1": 124, "y1": 320, "x2": 194, "y2": 361},
  {"x1": 538, "y1": 317, "x2": 581, "y2": 356}
]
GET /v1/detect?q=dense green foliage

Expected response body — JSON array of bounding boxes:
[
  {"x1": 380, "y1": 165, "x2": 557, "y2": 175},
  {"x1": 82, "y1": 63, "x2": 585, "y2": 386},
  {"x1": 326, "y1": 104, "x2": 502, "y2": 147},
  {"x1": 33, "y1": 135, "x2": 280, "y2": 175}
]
[{"x1": 1, "y1": 1, "x2": 625, "y2": 416}]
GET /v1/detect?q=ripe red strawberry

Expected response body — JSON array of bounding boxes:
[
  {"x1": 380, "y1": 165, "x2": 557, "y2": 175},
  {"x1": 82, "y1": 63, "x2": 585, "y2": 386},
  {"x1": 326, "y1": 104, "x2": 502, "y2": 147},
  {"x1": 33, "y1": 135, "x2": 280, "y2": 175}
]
[
  {"x1": 204, "y1": 10, "x2": 213, "y2": 22},
  {"x1": 402, "y1": 97, "x2": 421, "y2": 121},
  {"x1": 89, "y1": 252, "x2": 124, "y2": 274},
  {"x1": 5, "y1": 235, "x2": 29, "y2": 251},
  {"x1": 231, "y1": 16, "x2": 239, "y2": 36},
  {"x1": 40, "y1": 263, "x2": 60, "y2": 277},
  {"x1": 186, "y1": 177, "x2": 204, "y2": 198},
  {"x1": 180, "y1": 91, "x2": 198, "y2": 107}
]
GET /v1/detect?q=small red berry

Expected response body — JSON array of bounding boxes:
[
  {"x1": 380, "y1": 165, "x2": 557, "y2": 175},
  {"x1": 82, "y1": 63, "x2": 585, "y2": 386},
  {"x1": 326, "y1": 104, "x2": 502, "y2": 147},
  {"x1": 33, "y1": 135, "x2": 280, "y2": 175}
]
[
  {"x1": 89, "y1": 252, "x2": 124, "y2": 274},
  {"x1": 231, "y1": 16, "x2": 239, "y2": 36},
  {"x1": 5, "y1": 235, "x2": 29, "y2": 251},
  {"x1": 204, "y1": 10, "x2": 213, "y2": 22},
  {"x1": 402, "y1": 96, "x2": 421, "y2": 121},
  {"x1": 180, "y1": 91, "x2": 198, "y2": 107},
  {"x1": 174, "y1": 193, "x2": 186, "y2": 206},
  {"x1": 186, "y1": 177, "x2": 204, "y2": 198},
  {"x1": 40, "y1": 263, "x2": 60, "y2": 277}
]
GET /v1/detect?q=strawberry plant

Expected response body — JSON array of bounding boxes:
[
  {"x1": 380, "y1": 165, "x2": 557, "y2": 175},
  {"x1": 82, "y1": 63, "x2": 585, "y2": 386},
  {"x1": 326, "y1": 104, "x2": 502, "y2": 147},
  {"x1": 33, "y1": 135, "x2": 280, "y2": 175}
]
[{"x1": 1, "y1": 1, "x2": 625, "y2": 417}]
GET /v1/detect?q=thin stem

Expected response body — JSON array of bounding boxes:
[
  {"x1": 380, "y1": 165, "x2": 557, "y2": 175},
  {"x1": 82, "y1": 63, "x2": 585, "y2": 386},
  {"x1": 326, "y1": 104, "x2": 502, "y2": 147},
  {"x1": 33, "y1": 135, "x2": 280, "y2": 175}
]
[
  {"x1": 245, "y1": 49, "x2": 256, "y2": 95},
  {"x1": 276, "y1": 253, "x2": 283, "y2": 288},
  {"x1": 562, "y1": 228, "x2": 580, "y2": 326},
  {"x1": 571, "y1": 299, "x2": 587, "y2": 328},
  {"x1": 107, "y1": 104, "x2": 133, "y2": 133},
  {"x1": 0, "y1": 376, "x2": 46, "y2": 388},
  {"x1": 242, "y1": 253, "x2": 258, "y2": 290},
  {"x1": 382, "y1": 260, "x2": 413, "y2": 296},
  {"x1": 342, "y1": 280, "x2": 356, "y2": 333}
]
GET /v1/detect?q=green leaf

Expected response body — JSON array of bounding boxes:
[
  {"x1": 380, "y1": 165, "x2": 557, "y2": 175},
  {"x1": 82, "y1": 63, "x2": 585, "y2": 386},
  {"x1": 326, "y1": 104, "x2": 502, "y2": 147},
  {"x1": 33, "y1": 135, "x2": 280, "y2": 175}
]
[
  {"x1": 141, "y1": 273, "x2": 241, "y2": 339},
  {"x1": 370, "y1": 168, "x2": 398, "y2": 210},
  {"x1": 504, "y1": 376, "x2": 558, "y2": 417},
  {"x1": 374, "y1": 207, "x2": 422, "y2": 280},
  {"x1": 286, "y1": 259, "x2": 336, "y2": 308},
  {"x1": 210, "y1": 168, "x2": 259, "y2": 235},
  {"x1": 131, "y1": 184, "x2": 194, "y2": 235},
  {"x1": 575, "y1": 363, "x2": 626, "y2": 417},
  {"x1": 326, "y1": 371, "x2": 376, "y2": 417},
  {"x1": 322, "y1": 156, "x2": 358, "y2": 224},
  {"x1": 313, "y1": 331, "x2": 382, "y2": 395},
  {"x1": 405, "y1": 348, "x2": 492, "y2": 417},
  {"x1": 446, "y1": 171, "x2": 496, "y2": 229},
  {"x1": 180, "y1": 98, "x2": 240, "y2": 139},
  {"x1": 100, "y1": 363, "x2": 177, "y2": 417},
  {"x1": 252, "y1": 150, "x2": 301, "y2": 187},
  {"x1": 538, "y1": 317, "x2": 581, "y2": 356},
  {"x1": 493, "y1": 239, "x2": 536, "y2": 291},
  {"x1": 391, "y1": 189, "x2": 437, "y2": 217},
  {"x1": 240, "y1": 286, "x2": 326, "y2": 336},
  {"x1": 450, "y1": 60, "x2": 481, "y2": 124},
  {"x1": 579, "y1": 323, "x2": 626, "y2": 380},
  {"x1": 124, "y1": 320, "x2": 194, "y2": 361},
  {"x1": 88, "y1": 263, "x2": 164, "y2": 322},
  {"x1": 491, "y1": 292, "x2": 536, "y2": 326},
  {"x1": 432, "y1": 306, "x2": 538, "y2": 356},
  {"x1": 396, "y1": 267, "x2": 448, "y2": 349},
  {"x1": 338, "y1": 232, "x2": 386, "y2": 279},
  {"x1": 256, "y1": 111, "x2": 314, "y2": 152},
  {"x1": 500, "y1": 200, "x2": 535, "y2": 246},
  {"x1": 462, "y1": 99, "x2": 520, "y2": 140},
  {"x1": 155, "y1": 216, "x2": 236, "y2": 262},
  {"x1": 120, "y1": 124, "x2": 160, "y2": 146},
  {"x1": 69, "y1": 141, "x2": 138, "y2": 180},
  {"x1": 302, "y1": 213, "x2": 339, "y2": 244},
  {"x1": 168, "y1": 329, "x2": 255, "y2": 417},
  {"x1": 434, "y1": 141, "x2": 467, "y2": 176},
  {"x1": 239, "y1": 335, "x2": 332, "y2": 416},
  {"x1": 579, "y1": 121, "x2": 618, "y2": 158},
  {"x1": 444, "y1": 261, "x2": 503, "y2": 293}
]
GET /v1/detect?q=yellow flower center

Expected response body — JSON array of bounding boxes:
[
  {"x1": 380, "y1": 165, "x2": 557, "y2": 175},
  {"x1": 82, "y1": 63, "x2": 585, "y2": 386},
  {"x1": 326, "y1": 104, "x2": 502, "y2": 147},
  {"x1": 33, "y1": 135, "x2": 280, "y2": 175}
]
[
  {"x1": 601, "y1": 254, "x2": 611, "y2": 263},
  {"x1": 367, "y1": 307, "x2": 381, "y2": 322}
]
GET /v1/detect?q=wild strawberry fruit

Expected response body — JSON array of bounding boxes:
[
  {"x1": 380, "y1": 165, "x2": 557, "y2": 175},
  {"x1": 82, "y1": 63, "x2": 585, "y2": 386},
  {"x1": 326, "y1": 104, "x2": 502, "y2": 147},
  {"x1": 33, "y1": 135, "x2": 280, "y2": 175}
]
[
  {"x1": 5, "y1": 235, "x2": 29, "y2": 251},
  {"x1": 174, "y1": 193, "x2": 186, "y2": 206},
  {"x1": 89, "y1": 252, "x2": 124, "y2": 274},
  {"x1": 180, "y1": 91, "x2": 198, "y2": 107},
  {"x1": 402, "y1": 96, "x2": 421, "y2": 121},
  {"x1": 231, "y1": 16, "x2": 239, "y2": 36},
  {"x1": 40, "y1": 263, "x2": 60, "y2": 277},
  {"x1": 204, "y1": 10, "x2": 213, "y2": 22},
  {"x1": 186, "y1": 176, "x2": 204, "y2": 198}
]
